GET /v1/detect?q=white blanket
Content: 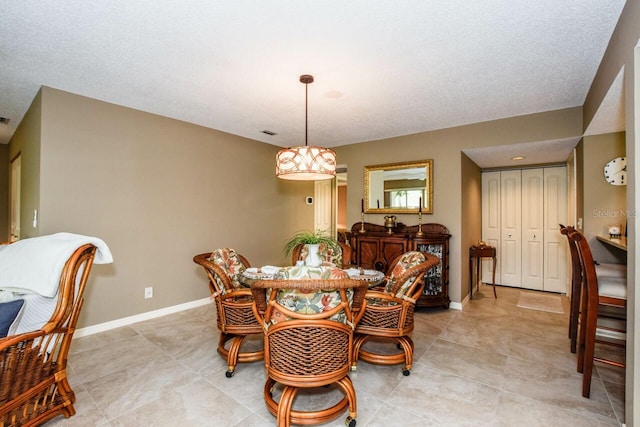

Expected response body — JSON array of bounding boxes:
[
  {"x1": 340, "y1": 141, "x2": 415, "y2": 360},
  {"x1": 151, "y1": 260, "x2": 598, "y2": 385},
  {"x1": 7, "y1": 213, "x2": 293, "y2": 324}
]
[{"x1": 0, "y1": 232, "x2": 113, "y2": 298}]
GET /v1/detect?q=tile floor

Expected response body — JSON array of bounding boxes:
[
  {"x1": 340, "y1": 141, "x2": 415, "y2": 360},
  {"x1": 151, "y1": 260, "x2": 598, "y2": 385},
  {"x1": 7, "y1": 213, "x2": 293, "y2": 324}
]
[{"x1": 47, "y1": 284, "x2": 625, "y2": 426}]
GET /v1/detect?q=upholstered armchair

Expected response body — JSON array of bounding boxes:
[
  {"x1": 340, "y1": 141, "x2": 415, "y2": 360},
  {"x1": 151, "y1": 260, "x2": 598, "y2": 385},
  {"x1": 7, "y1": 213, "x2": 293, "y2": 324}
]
[
  {"x1": 0, "y1": 233, "x2": 112, "y2": 426},
  {"x1": 290, "y1": 241, "x2": 353, "y2": 268},
  {"x1": 251, "y1": 277, "x2": 368, "y2": 427},
  {"x1": 193, "y1": 248, "x2": 264, "y2": 378},
  {"x1": 352, "y1": 251, "x2": 439, "y2": 375}
]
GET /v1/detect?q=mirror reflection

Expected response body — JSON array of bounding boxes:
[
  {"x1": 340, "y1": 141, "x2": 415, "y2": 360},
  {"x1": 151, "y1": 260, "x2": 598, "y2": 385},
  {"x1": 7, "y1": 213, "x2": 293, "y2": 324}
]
[{"x1": 364, "y1": 159, "x2": 433, "y2": 214}]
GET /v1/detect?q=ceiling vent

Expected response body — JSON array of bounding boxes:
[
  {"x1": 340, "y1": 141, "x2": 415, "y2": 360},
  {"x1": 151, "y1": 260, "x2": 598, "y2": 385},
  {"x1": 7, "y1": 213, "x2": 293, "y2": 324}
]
[
  {"x1": 261, "y1": 130, "x2": 277, "y2": 136},
  {"x1": 0, "y1": 117, "x2": 9, "y2": 125}
]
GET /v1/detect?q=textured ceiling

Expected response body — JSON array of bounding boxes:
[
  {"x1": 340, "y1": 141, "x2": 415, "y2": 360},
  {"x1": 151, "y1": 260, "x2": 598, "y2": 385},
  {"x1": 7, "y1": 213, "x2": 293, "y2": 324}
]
[{"x1": 0, "y1": 1, "x2": 626, "y2": 167}]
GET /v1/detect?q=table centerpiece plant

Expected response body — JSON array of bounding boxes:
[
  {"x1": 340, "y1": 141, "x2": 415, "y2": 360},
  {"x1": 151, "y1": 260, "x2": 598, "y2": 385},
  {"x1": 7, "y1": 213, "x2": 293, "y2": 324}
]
[{"x1": 283, "y1": 230, "x2": 339, "y2": 267}]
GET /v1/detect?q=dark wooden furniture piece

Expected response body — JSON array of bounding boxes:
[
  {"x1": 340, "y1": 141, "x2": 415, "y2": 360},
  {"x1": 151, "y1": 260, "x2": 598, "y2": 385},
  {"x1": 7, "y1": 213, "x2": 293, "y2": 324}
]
[
  {"x1": 193, "y1": 249, "x2": 264, "y2": 378},
  {"x1": 349, "y1": 222, "x2": 450, "y2": 308},
  {"x1": 0, "y1": 244, "x2": 97, "y2": 426},
  {"x1": 568, "y1": 228, "x2": 626, "y2": 398},
  {"x1": 251, "y1": 277, "x2": 368, "y2": 427},
  {"x1": 469, "y1": 244, "x2": 497, "y2": 298},
  {"x1": 352, "y1": 252, "x2": 440, "y2": 376}
]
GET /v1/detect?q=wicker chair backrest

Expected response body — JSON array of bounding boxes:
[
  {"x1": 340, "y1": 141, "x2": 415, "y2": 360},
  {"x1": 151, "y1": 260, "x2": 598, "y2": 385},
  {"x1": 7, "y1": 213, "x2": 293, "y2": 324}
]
[
  {"x1": 385, "y1": 251, "x2": 427, "y2": 297},
  {"x1": 251, "y1": 278, "x2": 367, "y2": 379},
  {"x1": 208, "y1": 248, "x2": 248, "y2": 292}
]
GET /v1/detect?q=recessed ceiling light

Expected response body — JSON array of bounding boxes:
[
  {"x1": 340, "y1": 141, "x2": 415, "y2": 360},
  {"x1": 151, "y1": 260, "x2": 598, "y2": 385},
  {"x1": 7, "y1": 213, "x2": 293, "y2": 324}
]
[{"x1": 511, "y1": 156, "x2": 526, "y2": 161}]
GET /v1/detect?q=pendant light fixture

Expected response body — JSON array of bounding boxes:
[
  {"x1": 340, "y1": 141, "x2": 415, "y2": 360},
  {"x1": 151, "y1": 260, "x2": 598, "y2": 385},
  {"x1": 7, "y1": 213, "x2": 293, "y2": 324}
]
[{"x1": 276, "y1": 75, "x2": 336, "y2": 180}]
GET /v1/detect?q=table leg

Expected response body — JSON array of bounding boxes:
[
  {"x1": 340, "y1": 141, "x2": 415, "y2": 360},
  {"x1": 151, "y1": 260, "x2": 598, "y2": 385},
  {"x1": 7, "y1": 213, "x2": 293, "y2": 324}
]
[
  {"x1": 469, "y1": 255, "x2": 473, "y2": 300},
  {"x1": 476, "y1": 257, "x2": 481, "y2": 295},
  {"x1": 491, "y1": 255, "x2": 497, "y2": 298}
]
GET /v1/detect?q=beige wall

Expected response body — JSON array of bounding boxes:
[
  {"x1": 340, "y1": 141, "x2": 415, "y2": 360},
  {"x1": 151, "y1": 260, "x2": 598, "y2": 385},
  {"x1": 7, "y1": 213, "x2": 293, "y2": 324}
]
[
  {"x1": 335, "y1": 107, "x2": 582, "y2": 305},
  {"x1": 575, "y1": 139, "x2": 584, "y2": 232},
  {"x1": 11, "y1": 87, "x2": 314, "y2": 328},
  {"x1": 582, "y1": 132, "x2": 627, "y2": 264},
  {"x1": 8, "y1": 89, "x2": 42, "y2": 240},
  {"x1": 460, "y1": 152, "x2": 482, "y2": 300},
  {"x1": 0, "y1": 144, "x2": 8, "y2": 242},
  {"x1": 584, "y1": 2, "x2": 639, "y2": 421}
]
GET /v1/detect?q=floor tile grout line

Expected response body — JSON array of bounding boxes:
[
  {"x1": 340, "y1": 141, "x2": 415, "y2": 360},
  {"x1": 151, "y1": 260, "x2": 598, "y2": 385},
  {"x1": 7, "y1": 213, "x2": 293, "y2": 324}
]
[{"x1": 56, "y1": 286, "x2": 624, "y2": 426}]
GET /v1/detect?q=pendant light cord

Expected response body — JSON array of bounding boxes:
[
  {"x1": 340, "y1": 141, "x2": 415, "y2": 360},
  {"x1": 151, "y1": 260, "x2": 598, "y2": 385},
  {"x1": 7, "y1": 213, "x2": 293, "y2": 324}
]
[
  {"x1": 305, "y1": 80, "x2": 308, "y2": 147},
  {"x1": 300, "y1": 74, "x2": 313, "y2": 148}
]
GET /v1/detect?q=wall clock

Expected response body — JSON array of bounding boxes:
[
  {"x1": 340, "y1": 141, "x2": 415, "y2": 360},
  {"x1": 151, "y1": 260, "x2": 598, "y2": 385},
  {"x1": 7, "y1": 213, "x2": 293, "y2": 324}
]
[{"x1": 603, "y1": 156, "x2": 626, "y2": 186}]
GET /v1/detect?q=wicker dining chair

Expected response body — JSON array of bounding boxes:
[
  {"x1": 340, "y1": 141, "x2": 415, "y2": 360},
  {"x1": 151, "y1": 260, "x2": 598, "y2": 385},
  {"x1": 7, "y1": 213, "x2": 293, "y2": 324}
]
[
  {"x1": 568, "y1": 228, "x2": 626, "y2": 398},
  {"x1": 193, "y1": 248, "x2": 264, "y2": 378},
  {"x1": 0, "y1": 244, "x2": 98, "y2": 427},
  {"x1": 251, "y1": 277, "x2": 368, "y2": 427},
  {"x1": 352, "y1": 251, "x2": 440, "y2": 375},
  {"x1": 290, "y1": 241, "x2": 353, "y2": 269}
]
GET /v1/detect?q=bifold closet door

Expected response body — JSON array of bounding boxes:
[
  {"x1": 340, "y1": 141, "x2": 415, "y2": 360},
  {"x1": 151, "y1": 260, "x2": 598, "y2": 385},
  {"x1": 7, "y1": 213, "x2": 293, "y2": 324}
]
[
  {"x1": 481, "y1": 172, "x2": 501, "y2": 283},
  {"x1": 543, "y1": 167, "x2": 568, "y2": 293},
  {"x1": 500, "y1": 170, "x2": 521, "y2": 287},
  {"x1": 521, "y1": 169, "x2": 544, "y2": 290},
  {"x1": 481, "y1": 167, "x2": 568, "y2": 293}
]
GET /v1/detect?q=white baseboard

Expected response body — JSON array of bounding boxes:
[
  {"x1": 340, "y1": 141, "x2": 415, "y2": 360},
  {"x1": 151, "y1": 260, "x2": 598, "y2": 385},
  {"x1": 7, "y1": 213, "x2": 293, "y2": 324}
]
[
  {"x1": 76, "y1": 295, "x2": 462, "y2": 338},
  {"x1": 75, "y1": 297, "x2": 212, "y2": 338},
  {"x1": 450, "y1": 301, "x2": 463, "y2": 310}
]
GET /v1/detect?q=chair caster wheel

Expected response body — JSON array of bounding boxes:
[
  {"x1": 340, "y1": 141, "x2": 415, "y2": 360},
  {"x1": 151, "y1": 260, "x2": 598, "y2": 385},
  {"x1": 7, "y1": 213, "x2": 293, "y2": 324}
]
[
  {"x1": 225, "y1": 370, "x2": 234, "y2": 378},
  {"x1": 345, "y1": 416, "x2": 356, "y2": 427},
  {"x1": 402, "y1": 369, "x2": 410, "y2": 376},
  {"x1": 350, "y1": 365, "x2": 357, "y2": 371}
]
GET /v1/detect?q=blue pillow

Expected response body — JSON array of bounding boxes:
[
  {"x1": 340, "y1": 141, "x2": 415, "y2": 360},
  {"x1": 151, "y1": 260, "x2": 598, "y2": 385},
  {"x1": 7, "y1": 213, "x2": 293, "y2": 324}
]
[{"x1": 0, "y1": 299, "x2": 24, "y2": 338}]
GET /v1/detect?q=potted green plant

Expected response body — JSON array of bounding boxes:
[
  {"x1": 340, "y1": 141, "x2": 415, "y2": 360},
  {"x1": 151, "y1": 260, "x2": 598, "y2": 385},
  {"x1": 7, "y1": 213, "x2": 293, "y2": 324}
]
[{"x1": 283, "y1": 230, "x2": 338, "y2": 267}]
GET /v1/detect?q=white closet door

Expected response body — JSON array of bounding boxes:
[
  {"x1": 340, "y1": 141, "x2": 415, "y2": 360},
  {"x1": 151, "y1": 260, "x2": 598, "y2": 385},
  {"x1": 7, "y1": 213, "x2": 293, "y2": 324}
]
[
  {"x1": 543, "y1": 167, "x2": 568, "y2": 293},
  {"x1": 521, "y1": 169, "x2": 544, "y2": 290},
  {"x1": 314, "y1": 180, "x2": 335, "y2": 236},
  {"x1": 500, "y1": 170, "x2": 521, "y2": 287},
  {"x1": 481, "y1": 172, "x2": 501, "y2": 283},
  {"x1": 10, "y1": 155, "x2": 21, "y2": 242}
]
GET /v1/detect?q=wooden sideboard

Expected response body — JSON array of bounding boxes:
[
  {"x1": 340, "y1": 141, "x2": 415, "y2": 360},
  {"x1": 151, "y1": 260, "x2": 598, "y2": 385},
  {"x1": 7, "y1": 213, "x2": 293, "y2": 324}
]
[{"x1": 348, "y1": 222, "x2": 450, "y2": 308}]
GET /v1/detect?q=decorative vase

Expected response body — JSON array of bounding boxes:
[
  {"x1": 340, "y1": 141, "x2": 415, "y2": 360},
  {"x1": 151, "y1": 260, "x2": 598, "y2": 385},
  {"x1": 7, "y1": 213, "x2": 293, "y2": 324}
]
[{"x1": 304, "y1": 243, "x2": 322, "y2": 267}]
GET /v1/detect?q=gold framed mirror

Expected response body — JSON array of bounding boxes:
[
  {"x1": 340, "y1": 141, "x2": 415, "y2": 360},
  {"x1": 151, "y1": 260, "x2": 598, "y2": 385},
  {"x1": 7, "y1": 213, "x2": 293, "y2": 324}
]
[{"x1": 364, "y1": 159, "x2": 433, "y2": 214}]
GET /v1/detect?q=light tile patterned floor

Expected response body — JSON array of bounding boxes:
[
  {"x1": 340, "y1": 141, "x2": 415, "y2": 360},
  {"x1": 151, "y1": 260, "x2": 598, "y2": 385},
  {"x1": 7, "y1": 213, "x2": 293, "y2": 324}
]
[{"x1": 46, "y1": 285, "x2": 625, "y2": 426}]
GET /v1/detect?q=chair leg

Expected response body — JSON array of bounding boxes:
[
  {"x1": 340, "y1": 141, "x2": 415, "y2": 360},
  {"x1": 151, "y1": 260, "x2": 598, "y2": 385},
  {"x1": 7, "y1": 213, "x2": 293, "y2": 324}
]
[
  {"x1": 576, "y1": 287, "x2": 589, "y2": 374},
  {"x1": 569, "y1": 279, "x2": 581, "y2": 353},
  {"x1": 581, "y1": 297, "x2": 599, "y2": 398},
  {"x1": 397, "y1": 336, "x2": 415, "y2": 375},
  {"x1": 354, "y1": 334, "x2": 414, "y2": 375},
  {"x1": 336, "y1": 376, "x2": 357, "y2": 426},
  {"x1": 217, "y1": 332, "x2": 264, "y2": 377},
  {"x1": 276, "y1": 386, "x2": 297, "y2": 427},
  {"x1": 226, "y1": 335, "x2": 242, "y2": 376},
  {"x1": 351, "y1": 334, "x2": 368, "y2": 370}
]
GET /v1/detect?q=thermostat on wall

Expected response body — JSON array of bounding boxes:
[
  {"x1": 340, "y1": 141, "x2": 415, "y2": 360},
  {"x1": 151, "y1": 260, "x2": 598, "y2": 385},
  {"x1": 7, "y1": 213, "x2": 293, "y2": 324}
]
[{"x1": 305, "y1": 196, "x2": 313, "y2": 205}]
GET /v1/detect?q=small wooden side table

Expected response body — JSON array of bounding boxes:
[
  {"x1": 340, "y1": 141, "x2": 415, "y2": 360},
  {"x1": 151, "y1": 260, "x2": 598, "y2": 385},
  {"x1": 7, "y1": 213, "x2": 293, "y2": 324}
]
[{"x1": 469, "y1": 244, "x2": 497, "y2": 299}]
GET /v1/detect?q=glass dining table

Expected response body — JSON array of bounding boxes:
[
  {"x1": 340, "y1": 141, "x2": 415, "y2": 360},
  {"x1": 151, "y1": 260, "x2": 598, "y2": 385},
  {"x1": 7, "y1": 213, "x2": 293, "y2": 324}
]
[{"x1": 240, "y1": 264, "x2": 385, "y2": 288}]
